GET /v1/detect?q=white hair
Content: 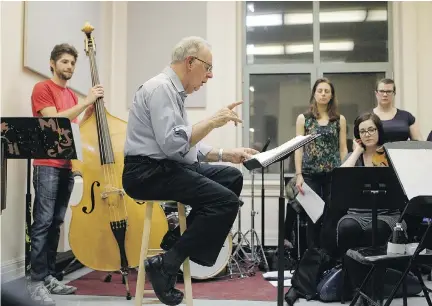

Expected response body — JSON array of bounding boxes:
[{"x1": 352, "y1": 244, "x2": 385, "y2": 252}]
[{"x1": 171, "y1": 36, "x2": 211, "y2": 63}]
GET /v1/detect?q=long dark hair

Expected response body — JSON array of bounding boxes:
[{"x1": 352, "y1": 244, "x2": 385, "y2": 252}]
[
  {"x1": 305, "y1": 78, "x2": 340, "y2": 121},
  {"x1": 353, "y1": 112, "x2": 385, "y2": 146}
]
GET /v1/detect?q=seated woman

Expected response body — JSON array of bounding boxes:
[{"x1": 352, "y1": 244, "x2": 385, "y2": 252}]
[{"x1": 336, "y1": 112, "x2": 406, "y2": 255}]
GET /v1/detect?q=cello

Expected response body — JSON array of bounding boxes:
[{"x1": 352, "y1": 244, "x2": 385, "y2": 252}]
[{"x1": 68, "y1": 22, "x2": 168, "y2": 299}]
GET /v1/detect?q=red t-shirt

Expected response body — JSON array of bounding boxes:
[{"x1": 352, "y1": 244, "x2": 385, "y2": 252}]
[{"x1": 31, "y1": 79, "x2": 79, "y2": 169}]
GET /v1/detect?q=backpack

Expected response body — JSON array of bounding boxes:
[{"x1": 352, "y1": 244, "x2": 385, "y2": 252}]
[{"x1": 285, "y1": 248, "x2": 335, "y2": 305}]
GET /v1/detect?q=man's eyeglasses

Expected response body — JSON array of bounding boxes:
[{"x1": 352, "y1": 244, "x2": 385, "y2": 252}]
[
  {"x1": 193, "y1": 57, "x2": 212, "y2": 73},
  {"x1": 377, "y1": 90, "x2": 394, "y2": 95},
  {"x1": 359, "y1": 127, "x2": 377, "y2": 136}
]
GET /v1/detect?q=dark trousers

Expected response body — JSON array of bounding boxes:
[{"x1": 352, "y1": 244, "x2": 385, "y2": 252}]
[
  {"x1": 122, "y1": 156, "x2": 243, "y2": 267},
  {"x1": 285, "y1": 203, "x2": 297, "y2": 240},
  {"x1": 302, "y1": 172, "x2": 332, "y2": 249},
  {"x1": 31, "y1": 166, "x2": 74, "y2": 281},
  {"x1": 338, "y1": 218, "x2": 392, "y2": 255}
]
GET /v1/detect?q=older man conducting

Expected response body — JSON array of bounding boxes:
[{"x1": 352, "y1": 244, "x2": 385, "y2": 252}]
[{"x1": 122, "y1": 36, "x2": 258, "y2": 305}]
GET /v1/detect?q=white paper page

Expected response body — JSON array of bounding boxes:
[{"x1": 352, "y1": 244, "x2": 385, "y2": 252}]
[
  {"x1": 296, "y1": 182, "x2": 325, "y2": 223},
  {"x1": 263, "y1": 271, "x2": 293, "y2": 279},
  {"x1": 71, "y1": 123, "x2": 83, "y2": 161},
  {"x1": 269, "y1": 279, "x2": 292, "y2": 287},
  {"x1": 255, "y1": 135, "x2": 309, "y2": 164},
  {"x1": 387, "y1": 149, "x2": 432, "y2": 200}
]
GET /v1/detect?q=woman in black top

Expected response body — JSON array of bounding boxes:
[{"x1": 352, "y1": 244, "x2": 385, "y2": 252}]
[
  {"x1": 372, "y1": 78, "x2": 423, "y2": 241},
  {"x1": 372, "y1": 78, "x2": 423, "y2": 142}
]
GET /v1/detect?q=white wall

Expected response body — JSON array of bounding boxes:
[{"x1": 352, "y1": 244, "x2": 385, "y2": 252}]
[
  {"x1": 1, "y1": 1, "x2": 432, "y2": 281},
  {"x1": 393, "y1": 1, "x2": 432, "y2": 138}
]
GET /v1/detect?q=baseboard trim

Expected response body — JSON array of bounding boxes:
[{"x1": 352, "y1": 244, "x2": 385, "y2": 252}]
[
  {"x1": 1, "y1": 251, "x2": 77, "y2": 283},
  {"x1": 1, "y1": 257, "x2": 25, "y2": 283}
]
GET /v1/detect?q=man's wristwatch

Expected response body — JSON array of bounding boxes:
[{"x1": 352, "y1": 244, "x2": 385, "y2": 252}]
[{"x1": 218, "y1": 148, "x2": 223, "y2": 162}]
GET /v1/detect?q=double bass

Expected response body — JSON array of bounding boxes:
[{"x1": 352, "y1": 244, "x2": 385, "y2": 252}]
[{"x1": 68, "y1": 22, "x2": 168, "y2": 299}]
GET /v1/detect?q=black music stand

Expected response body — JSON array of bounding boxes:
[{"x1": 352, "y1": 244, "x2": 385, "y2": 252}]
[
  {"x1": 243, "y1": 134, "x2": 320, "y2": 306},
  {"x1": 260, "y1": 138, "x2": 270, "y2": 250},
  {"x1": 330, "y1": 167, "x2": 407, "y2": 249},
  {"x1": 1, "y1": 117, "x2": 81, "y2": 280}
]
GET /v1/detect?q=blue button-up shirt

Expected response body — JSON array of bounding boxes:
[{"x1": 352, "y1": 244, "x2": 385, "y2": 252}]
[{"x1": 124, "y1": 67, "x2": 213, "y2": 164}]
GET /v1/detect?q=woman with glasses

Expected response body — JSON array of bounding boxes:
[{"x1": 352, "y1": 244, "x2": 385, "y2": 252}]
[
  {"x1": 372, "y1": 78, "x2": 424, "y2": 243},
  {"x1": 373, "y1": 78, "x2": 422, "y2": 142},
  {"x1": 336, "y1": 112, "x2": 405, "y2": 254}
]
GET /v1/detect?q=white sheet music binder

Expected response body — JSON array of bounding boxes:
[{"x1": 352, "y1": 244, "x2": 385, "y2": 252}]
[{"x1": 243, "y1": 134, "x2": 320, "y2": 171}]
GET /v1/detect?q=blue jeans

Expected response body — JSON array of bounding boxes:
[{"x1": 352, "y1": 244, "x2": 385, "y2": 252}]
[{"x1": 30, "y1": 166, "x2": 74, "y2": 281}]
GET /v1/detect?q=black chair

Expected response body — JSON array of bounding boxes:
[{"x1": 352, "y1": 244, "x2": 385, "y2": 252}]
[
  {"x1": 329, "y1": 167, "x2": 410, "y2": 304},
  {"x1": 346, "y1": 196, "x2": 432, "y2": 306}
]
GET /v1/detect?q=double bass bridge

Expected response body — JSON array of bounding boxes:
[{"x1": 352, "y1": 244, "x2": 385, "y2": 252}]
[{"x1": 101, "y1": 186, "x2": 125, "y2": 199}]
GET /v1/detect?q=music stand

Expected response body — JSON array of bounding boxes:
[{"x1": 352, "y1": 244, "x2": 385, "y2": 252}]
[
  {"x1": 383, "y1": 141, "x2": 432, "y2": 208},
  {"x1": 1, "y1": 117, "x2": 81, "y2": 280},
  {"x1": 243, "y1": 133, "x2": 320, "y2": 306},
  {"x1": 261, "y1": 138, "x2": 270, "y2": 250},
  {"x1": 330, "y1": 167, "x2": 407, "y2": 249}
]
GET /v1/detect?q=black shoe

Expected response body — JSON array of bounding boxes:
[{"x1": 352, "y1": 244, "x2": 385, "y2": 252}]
[{"x1": 144, "y1": 255, "x2": 184, "y2": 306}]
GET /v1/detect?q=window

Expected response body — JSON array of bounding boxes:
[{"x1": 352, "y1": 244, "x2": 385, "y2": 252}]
[
  {"x1": 243, "y1": 1, "x2": 392, "y2": 176},
  {"x1": 319, "y1": 2, "x2": 389, "y2": 63},
  {"x1": 246, "y1": 1, "x2": 313, "y2": 64},
  {"x1": 249, "y1": 74, "x2": 311, "y2": 174}
]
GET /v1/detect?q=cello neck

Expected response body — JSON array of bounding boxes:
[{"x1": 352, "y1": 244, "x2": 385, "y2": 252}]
[{"x1": 82, "y1": 22, "x2": 115, "y2": 165}]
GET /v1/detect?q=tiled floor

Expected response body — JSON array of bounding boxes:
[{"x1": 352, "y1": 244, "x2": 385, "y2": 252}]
[{"x1": 3, "y1": 267, "x2": 432, "y2": 306}]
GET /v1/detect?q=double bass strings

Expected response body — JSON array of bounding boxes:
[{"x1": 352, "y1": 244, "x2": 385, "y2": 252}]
[{"x1": 88, "y1": 47, "x2": 129, "y2": 225}]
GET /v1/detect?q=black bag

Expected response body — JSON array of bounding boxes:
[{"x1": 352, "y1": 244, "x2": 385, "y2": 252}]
[
  {"x1": 267, "y1": 247, "x2": 297, "y2": 272},
  {"x1": 285, "y1": 248, "x2": 335, "y2": 305},
  {"x1": 317, "y1": 266, "x2": 348, "y2": 302},
  {"x1": 316, "y1": 265, "x2": 423, "y2": 302}
]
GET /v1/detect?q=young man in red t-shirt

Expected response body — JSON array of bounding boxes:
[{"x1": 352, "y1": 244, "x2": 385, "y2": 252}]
[{"x1": 28, "y1": 43, "x2": 104, "y2": 305}]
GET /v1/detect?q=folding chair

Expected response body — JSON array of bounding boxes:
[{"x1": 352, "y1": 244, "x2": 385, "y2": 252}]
[{"x1": 346, "y1": 196, "x2": 432, "y2": 306}]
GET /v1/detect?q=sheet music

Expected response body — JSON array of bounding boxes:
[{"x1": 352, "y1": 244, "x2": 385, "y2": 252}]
[
  {"x1": 71, "y1": 123, "x2": 83, "y2": 161},
  {"x1": 254, "y1": 134, "x2": 316, "y2": 165},
  {"x1": 262, "y1": 271, "x2": 293, "y2": 279},
  {"x1": 387, "y1": 148, "x2": 432, "y2": 200},
  {"x1": 269, "y1": 279, "x2": 292, "y2": 287},
  {"x1": 296, "y1": 182, "x2": 325, "y2": 223}
]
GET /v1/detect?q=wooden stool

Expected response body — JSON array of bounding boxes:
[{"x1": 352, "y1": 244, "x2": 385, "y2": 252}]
[{"x1": 134, "y1": 201, "x2": 193, "y2": 306}]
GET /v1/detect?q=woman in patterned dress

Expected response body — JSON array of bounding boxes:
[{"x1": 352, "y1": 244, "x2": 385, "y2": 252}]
[{"x1": 294, "y1": 78, "x2": 348, "y2": 249}]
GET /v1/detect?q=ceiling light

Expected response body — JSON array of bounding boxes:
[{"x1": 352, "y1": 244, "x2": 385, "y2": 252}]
[
  {"x1": 366, "y1": 10, "x2": 387, "y2": 21},
  {"x1": 320, "y1": 41, "x2": 354, "y2": 52},
  {"x1": 247, "y1": 3, "x2": 254, "y2": 13},
  {"x1": 246, "y1": 14, "x2": 283, "y2": 27},
  {"x1": 247, "y1": 44, "x2": 285, "y2": 55},
  {"x1": 285, "y1": 40, "x2": 354, "y2": 54},
  {"x1": 282, "y1": 9, "x2": 388, "y2": 26},
  {"x1": 320, "y1": 10, "x2": 367, "y2": 23},
  {"x1": 284, "y1": 12, "x2": 313, "y2": 25},
  {"x1": 285, "y1": 44, "x2": 313, "y2": 54},
  {"x1": 249, "y1": 86, "x2": 255, "y2": 92},
  {"x1": 249, "y1": 128, "x2": 255, "y2": 133}
]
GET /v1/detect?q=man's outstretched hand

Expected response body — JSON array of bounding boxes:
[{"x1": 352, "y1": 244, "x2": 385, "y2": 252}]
[{"x1": 224, "y1": 147, "x2": 260, "y2": 164}]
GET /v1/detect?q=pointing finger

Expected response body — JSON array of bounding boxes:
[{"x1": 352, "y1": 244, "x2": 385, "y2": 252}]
[{"x1": 227, "y1": 101, "x2": 243, "y2": 110}]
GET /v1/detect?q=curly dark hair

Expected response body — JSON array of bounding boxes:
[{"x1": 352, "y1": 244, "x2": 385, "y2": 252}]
[
  {"x1": 49, "y1": 43, "x2": 78, "y2": 73},
  {"x1": 305, "y1": 78, "x2": 340, "y2": 121}
]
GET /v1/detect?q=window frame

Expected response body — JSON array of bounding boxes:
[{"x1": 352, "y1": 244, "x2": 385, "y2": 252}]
[{"x1": 241, "y1": 1, "x2": 394, "y2": 179}]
